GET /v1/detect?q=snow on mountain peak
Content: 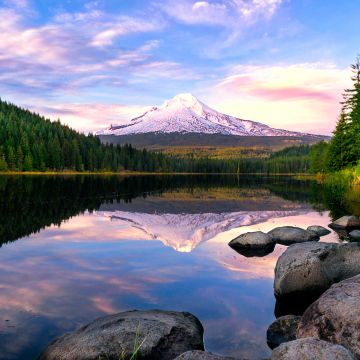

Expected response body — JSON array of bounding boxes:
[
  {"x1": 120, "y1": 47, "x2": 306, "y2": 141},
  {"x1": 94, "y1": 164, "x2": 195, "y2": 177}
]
[{"x1": 95, "y1": 93, "x2": 319, "y2": 137}]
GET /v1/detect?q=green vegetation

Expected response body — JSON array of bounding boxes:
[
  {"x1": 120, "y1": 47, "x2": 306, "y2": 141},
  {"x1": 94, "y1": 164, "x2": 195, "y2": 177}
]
[{"x1": 0, "y1": 99, "x2": 184, "y2": 173}]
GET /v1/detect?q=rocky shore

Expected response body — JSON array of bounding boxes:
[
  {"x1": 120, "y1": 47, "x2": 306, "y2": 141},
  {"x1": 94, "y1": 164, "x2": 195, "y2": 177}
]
[{"x1": 38, "y1": 216, "x2": 360, "y2": 360}]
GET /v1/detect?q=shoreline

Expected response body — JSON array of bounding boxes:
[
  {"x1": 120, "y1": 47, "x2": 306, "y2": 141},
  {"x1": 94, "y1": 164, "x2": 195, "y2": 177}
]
[{"x1": 0, "y1": 171, "x2": 315, "y2": 176}]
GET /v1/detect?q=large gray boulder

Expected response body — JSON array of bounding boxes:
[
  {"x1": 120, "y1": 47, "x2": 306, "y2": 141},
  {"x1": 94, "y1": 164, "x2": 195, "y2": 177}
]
[
  {"x1": 39, "y1": 310, "x2": 204, "y2": 360},
  {"x1": 268, "y1": 226, "x2": 319, "y2": 245},
  {"x1": 349, "y1": 230, "x2": 360, "y2": 241},
  {"x1": 173, "y1": 350, "x2": 238, "y2": 359},
  {"x1": 229, "y1": 231, "x2": 275, "y2": 257},
  {"x1": 297, "y1": 274, "x2": 360, "y2": 358},
  {"x1": 307, "y1": 225, "x2": 331, "y2": 237},
  {"x1": 270, "y1": 337, "x2": 356, "y2": 360},
  {"x1": 329, "y1": 216, "x2": 360, "y2": 230},
  {"x1": 274, "y1": 242, "x2": 360, "y2": 298},
  {"x1": 266, "y1": 315, "x2": 301, "y2": 349}
]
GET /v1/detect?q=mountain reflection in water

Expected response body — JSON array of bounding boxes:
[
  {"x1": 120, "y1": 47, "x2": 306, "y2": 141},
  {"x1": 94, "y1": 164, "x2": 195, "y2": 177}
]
[{"x1": 0, "y1": 175, "x2": 347, "y2": 360}]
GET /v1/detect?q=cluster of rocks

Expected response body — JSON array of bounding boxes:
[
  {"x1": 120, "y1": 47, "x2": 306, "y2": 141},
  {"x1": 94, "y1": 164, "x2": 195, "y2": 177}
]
[
  {"x1": 265, "y1": 215, "x2": 360, "y2": 359},
  {"x1": 39, "y1": 215, "x2": 360, "y2": 360},
  {"x1": 228, "y1": 224, "x2": 329, "y2": 258}
]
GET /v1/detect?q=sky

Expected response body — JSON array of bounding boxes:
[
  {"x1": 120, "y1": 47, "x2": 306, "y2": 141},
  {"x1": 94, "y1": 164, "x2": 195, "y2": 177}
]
[{"x1": 0, "y1": 0, "x2": 358, "y2": 135}]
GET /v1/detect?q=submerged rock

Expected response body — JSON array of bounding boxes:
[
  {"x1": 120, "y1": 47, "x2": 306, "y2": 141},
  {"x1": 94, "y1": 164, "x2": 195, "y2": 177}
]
[
  {"x1": 306, "y1": 225, "x2": 331, "y2": 237},
  {"x1": 229, "y1": 231, "x2": 275, "y2": 257},
  {"x1": 270, "y1": 337, "x2": 356, "y2": 360},
  {"x1": 173, "y1": 350, "x2": 238, "y2": 359},
  {"x1": 266, "y1": 315, "x2": 301, "y2": 349},
  {"x1": 297, "y1": 274, "x2": 360, "y2": 358},
  {"x1": 39, "y1": 310, "x2": 204, "y2": 360},
  {"x1": 268, "y1": 226, "x2": 319, "y2": 245},
  {"x1": 329, "y1": 215, "x2": 360, "y2": 230},
  {"x1": 274, "y1": 242, "x2": 360, "y2": 298},
  {"x1": 349, "y1": 229, "x2": 360, "y2": 241}
]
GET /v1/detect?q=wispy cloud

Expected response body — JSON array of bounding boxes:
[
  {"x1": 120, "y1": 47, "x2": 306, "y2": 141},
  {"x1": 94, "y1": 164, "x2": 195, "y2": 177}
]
[
  {"x1": 0, "y1": 2, "x2": 167, "y2": 96},
  {"x1": 91, "y1": 17, "x2": 164, "y2": 47},
  {"x1": 160, "y1": 0, "x2": 283, "y2": 35}
]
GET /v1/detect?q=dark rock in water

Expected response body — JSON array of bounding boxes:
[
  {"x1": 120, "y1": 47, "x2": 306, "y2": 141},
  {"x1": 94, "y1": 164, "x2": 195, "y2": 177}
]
[
  {"x1": 268, "y1": 226, "x2": 319, "y2": 245},
  {"x1": 297, "y1": 274, "x2": 360, "y2": 358},
  {"x1": 266, "y1": 315, "x2": 301, "y2": 349},
  {"x1": 38, "y1": 310, "x2": 204, "y2": 360},
  {"x1": 229, "y1": 231, "x2": 274, "y2": 248},
  {"x1": 329, "y1": 215, "x2": 360, "y2": 230},
  {"x1": 230, "y1": 244, "x2": 275, "y2": 258},
  {"x1": 349, "y1": 229, "x2": 360, "y2": 241},
  {"x1": 274, "y1": 242, "x2": 360, "y2": 298},
  {"x1": 306, "y1": 225, "x2": 331, "y2": 237},
  {"x1": 270, "y1": 337, "x2": 356, "y2": 360},
  {"x1": 173, "y1": 350, "x2": 239, "y2": 359},
  {"x1": 229, "y1": 231, "x2": 275, "y2": 257}
]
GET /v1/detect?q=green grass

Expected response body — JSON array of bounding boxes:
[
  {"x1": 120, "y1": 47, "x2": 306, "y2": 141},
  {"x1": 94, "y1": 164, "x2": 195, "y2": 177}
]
[{"x1": 98, "y1": 323, "x2": 146, "y2": 360}]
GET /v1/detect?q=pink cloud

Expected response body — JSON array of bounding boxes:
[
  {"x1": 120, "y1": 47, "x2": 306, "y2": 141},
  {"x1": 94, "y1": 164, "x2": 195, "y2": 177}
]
[
  {"x1": 29, "y1": 102, "x2": 149, "y2": 133},
  {"x1": 252, "y1": 86, "x2": 335, "y2": 102},
  {"x1": 210, "y1": 63, "x2": 351, "y2": 135}
]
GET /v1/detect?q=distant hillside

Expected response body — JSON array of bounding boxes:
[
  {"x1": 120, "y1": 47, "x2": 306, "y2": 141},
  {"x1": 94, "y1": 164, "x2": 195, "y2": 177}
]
[{"x1": 99, "y1": 132, "x2": 329, "y2": 159}]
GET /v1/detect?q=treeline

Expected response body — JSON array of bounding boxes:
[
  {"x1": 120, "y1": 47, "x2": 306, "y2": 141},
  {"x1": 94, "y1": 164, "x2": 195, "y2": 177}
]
[{"x1": 0, "y1": 99, "x2": 191, "y2": 173}]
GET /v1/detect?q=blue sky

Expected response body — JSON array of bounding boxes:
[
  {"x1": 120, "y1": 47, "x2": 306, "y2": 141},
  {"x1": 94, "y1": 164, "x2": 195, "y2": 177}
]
[{"x1": 0, "y1": 0, "x2": 358, "y2": 134}]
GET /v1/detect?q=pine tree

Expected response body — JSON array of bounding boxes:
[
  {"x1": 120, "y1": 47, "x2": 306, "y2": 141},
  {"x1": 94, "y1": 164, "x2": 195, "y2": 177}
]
[
  {"x1": 327, "y1": 56, "x2": 360, "y2": 170},
  {"x1": 326, "y1": 112, "x2": 351, "y2": 171},
  {"x1": 23, "y1": 153, "x2": 33, "y2": 171},
  {"x1": 0, "y1": 153, "x2": 8, "y2": 171}
]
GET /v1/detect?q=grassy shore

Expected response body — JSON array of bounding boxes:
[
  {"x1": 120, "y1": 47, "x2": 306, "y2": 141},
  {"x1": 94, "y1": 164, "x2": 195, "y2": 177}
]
[
  {"x1": 316, "y1": 165, "x2": 360, "y2": 215},
  {"x1": 0, "y1": 171, "x2": 314, "y2": 176}
]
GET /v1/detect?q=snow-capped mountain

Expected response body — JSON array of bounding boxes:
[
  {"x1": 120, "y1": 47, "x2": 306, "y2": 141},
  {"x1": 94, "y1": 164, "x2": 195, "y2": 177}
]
[{"x1": 96, "y1": 93, "x2": 319, "y2": 137}]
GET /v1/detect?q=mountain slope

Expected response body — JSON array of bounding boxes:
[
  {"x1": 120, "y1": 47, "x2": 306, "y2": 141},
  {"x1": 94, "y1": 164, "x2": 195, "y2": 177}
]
[{"x1": 96, "y1": 93, "x2": 323, "y2": 138}]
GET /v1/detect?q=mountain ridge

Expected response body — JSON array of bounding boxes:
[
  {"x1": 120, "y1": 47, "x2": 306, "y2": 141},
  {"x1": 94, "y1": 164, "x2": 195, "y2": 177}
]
[{"x1": 96, "y1": 93, "x2": 325, "y2": 138}]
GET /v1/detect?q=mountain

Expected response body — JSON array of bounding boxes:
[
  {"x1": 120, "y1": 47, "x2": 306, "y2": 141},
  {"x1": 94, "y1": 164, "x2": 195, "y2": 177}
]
[{"x1": 96, "y1": 93, "x2": 323, "y2": 138}]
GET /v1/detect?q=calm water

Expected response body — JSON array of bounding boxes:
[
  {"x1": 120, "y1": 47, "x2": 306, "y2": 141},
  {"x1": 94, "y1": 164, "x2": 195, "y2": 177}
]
[{"x1": 0, "y1": 175, "x2": 354, "y2": 359}]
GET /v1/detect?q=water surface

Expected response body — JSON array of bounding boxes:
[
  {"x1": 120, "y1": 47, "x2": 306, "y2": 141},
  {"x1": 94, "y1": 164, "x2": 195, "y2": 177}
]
[{"x1": 0, "y1": 175, "x2": 350, "y2": 359}]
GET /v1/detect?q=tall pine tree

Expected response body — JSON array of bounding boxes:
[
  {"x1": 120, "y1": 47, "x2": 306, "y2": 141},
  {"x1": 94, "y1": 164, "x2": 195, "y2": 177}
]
[{"x1": 327, "y1": 56, "x2": 360, "y2": 170}]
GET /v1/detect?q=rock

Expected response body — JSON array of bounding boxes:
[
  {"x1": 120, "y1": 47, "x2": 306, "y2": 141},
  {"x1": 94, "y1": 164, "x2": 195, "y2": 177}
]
[
  {"x1": 349, "y1": 229, "x2": 360, "y2": 241},
  {"x1": 329, "y1": 215, "x2": 360, "y2": 230},
  {"x1": 229, "y1": 231, "x2": 275, "y2": 257},
  {"x1": 266, "y1": 315, "x2": 301, "y2": 349},
  {"x1": 39, "y1": 310, "x2": 204, "y2": 360},
  {"x1": 274, "y1": 242, "x2": 360, "y2": 298},
  {"x1": 307, "y1": 225, "x2": 331, "y2": 237},
  {"x1": 268, "y1": 226, "x2": 319, "y2": 245},
  {"x1": 270, "y1": 337, "x2": 356, "y2": 360},
  {"x1": 173, "y1": 350, "x2": 238, "y2": 359},
  {"x1": 297, "y1": 274, "x2": 360, "y2": 358},
  {"x1": 229, "y1": 231, "x2": 274, "y2": 248}
]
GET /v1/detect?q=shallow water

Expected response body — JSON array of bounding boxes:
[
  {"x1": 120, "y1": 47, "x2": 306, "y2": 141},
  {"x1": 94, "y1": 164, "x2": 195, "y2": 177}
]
[{"x1": 0, "y1": 175, "x2": 348, "y2": 359}]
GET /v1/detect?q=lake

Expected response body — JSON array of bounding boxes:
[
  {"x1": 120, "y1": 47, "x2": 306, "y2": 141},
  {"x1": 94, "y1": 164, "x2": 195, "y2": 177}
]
[{"x1": 0, "y1": 175, "x2": 352, "y2": 359}]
